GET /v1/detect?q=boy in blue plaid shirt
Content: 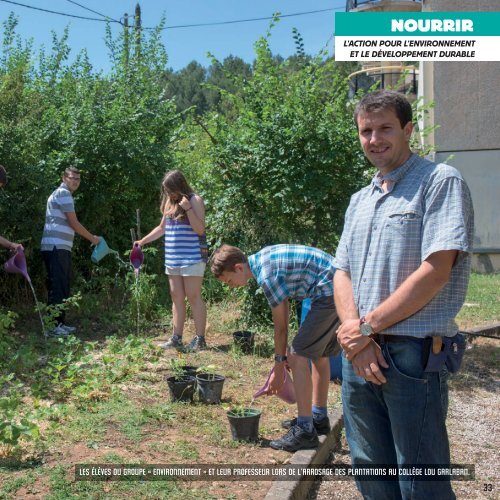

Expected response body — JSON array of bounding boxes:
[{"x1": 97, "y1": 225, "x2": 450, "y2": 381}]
[{"x1": 211, "y1": 244, "x2": 339, "y2": 451}]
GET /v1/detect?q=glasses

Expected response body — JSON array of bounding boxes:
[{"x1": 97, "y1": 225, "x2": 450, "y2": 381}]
[{"x1": 66, "y1": 176, "x2": 81, "y2": 181}]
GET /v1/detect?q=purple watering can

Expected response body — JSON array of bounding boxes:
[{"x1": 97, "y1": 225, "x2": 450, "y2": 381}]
[
  {"x1": 4, "y1": 247, "x2": 31, "y2": 283},
  {"x1": 130, "y1": 243, "x2": 144, "y2": 276},
  {"x1": 253, "y1": 366, "x2": 296, "y2": 404}
]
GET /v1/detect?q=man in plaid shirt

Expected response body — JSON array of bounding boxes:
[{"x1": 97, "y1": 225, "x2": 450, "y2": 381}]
[
  {"x1": 334, "y1": 90, "x2": 474, "y2": 499},
  {"x1": 211, "y1": 244, "x2": 339, "y2": 451}
]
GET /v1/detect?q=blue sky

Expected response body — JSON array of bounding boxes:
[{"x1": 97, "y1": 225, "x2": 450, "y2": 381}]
[{"x1": 0, "y1": 1, "x2": 343, "y2": 72}]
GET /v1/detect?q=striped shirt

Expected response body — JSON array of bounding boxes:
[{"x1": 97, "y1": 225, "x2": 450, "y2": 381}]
[
  {"x1": 164, "y1": 196, "x2": 207, "y2": 267},
  {"x1": 333, "y1": 154, "x2": 474, "y2": 338},
  {"x1": 41, "y1": 183, "x2": 75, "y2": 251},
  {"x1": 248, "y1": 244, "x2": 335, "y2": 309}
]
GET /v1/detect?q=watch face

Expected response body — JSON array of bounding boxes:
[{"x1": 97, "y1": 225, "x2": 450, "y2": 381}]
[{"x1": 360, "y1": 322, "x2": 374, "y2": 336}]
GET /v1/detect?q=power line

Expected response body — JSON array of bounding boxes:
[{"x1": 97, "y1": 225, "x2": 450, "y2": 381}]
[
  {"x1": 151, "y1": 7, "x2": 344, "y2": 31},
  {"x1": 63, "y1": 0, "x2": 119, "y2": 23},
  {"x1": 0, "y1": 0, "x2": 120, "y2": 23},
  {"x1": 0, "y1": 1, "x2": 343, "y2": 30}
]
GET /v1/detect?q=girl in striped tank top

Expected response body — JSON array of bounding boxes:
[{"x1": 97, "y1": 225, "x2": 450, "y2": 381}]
[{"x1": 136, "y1": 170, "x2": 207, "y2": 351}]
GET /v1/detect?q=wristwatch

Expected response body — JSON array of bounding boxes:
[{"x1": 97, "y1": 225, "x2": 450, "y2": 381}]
[
  {"x1": 359, "y1": 316, "x2": 375, "y2": 337},
  {"x1": 274, "y1": 354, "x2": 288, "y2": 363}
]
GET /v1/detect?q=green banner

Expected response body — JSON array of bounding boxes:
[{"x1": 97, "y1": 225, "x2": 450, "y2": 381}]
[{"x1": 336, "y1": 12, "x2": 500, "y2": 36}]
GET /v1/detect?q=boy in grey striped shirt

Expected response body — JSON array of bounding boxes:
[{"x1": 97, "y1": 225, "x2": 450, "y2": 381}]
[{"x1": 41, "y1": 167, "x2": 100, "y2": 337}]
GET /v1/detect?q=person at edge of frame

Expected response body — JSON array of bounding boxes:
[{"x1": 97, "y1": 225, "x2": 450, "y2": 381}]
[
  {"x1": 333, "y1": 89, "x2": 474, "y2": 500},
  {"x1": 0, "y1": 165, "x2": 23, "y2": 252}
]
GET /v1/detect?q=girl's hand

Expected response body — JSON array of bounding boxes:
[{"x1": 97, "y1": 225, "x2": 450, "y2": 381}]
[
  {"x1": 134, "y1": 240, "x2": 143, "y2": 247},
  {"x1": 179, "y1": 195, "x2": 192, "y2": 211}
]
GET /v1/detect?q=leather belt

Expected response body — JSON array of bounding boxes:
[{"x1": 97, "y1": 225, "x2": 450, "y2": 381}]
[{"x1": 374, "y1": 334, "x2": 427, "y2": 344}]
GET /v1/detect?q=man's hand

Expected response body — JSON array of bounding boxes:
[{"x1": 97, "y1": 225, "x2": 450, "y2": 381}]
[
  {"x1": 337, "y1": 319, "x2": 371, "y2": 360},
  {"x1": 267, "y1": 363, "x2": 285, "y2": 394},
  {"x1": 351, "y1": 340, "x2": 389, "y2": 385}
]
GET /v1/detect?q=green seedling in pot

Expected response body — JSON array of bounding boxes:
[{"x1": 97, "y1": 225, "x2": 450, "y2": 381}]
[
  {"x1": 196, "y1": 364, "x2": 219, "y2": 381},
  {"x1": 169, "y1": 356, "x2": 187, "y2": 380}
]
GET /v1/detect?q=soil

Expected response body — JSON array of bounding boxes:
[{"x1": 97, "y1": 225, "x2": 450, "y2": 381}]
[{"x1": 2, "y1": 319, "x2": 342, "y2": 500}]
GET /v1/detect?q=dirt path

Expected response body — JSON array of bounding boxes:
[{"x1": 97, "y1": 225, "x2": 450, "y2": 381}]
[{"x1": 309, "y1": 337, "x2": 499, "y2": 499}]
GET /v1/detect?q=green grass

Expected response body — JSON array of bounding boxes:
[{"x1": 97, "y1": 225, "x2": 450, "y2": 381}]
[{"x1": 456, "y1": 272, "x2": 500, "y2": 329}]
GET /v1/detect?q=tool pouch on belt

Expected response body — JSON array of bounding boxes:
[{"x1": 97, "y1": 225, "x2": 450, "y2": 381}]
[{"x1": 422, "y1": 333, "x2": 466, "y2": 373}]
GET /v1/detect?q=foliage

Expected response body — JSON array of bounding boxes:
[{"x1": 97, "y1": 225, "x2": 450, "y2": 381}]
[
  {"x1": 0, "y1": 14, "x2": 183, "y2": 304},
  {"x1": 201, "y1": 23, "x2": 367, "y2": 253},
  {"x1": 0, "y1": 373, "x2": 40, "y2": 447},
  {"x1": 187, "y1": 21, "x2": 368, "y2": 323}
]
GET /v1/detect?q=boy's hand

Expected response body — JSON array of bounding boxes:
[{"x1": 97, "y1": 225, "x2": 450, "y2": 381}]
[{"x1": 267, "y1": 363, "x2": 285, "y2": 394}]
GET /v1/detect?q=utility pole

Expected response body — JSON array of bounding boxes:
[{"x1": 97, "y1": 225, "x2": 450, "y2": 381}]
[
  {"x1": 134, "y1": 3, "x2": 141, "y2": 61},
  {"x1": 123, "y1": 12, "x2": 129, "y2": 67}
]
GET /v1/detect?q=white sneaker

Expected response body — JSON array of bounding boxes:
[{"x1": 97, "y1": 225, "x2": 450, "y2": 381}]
[
  {"x1": 49, "y1": 325, "x2": 70, "y2": 337},
  {"x1": 60, "y1": 324, "x2": 77, "y2": 334}
]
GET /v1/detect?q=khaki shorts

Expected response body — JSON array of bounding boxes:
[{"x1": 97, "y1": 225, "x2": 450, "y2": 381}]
[
  {"x1": 290, "y1": 296, "x2": 340, "y2": 360},
  {"x1": 165, "y1": 262, "x2": 206, "y2": 277}
]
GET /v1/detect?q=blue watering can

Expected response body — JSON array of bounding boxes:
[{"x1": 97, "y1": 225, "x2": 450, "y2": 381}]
[{"x1": 91, "y1": 237, "x2": 118, "y2": 264}]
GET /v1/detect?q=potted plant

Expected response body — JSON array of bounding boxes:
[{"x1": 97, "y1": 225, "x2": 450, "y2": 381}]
[
  {"x1": 232, "y1": 330, "x2": 255, "y2": 354},
  {"x1": 166, "y1": 357, "x2": 196, "y2": 402},
  {"x1": 196, "y1": 365, "x2": 225, "y2": 404},
  {"x1": 226, "y1": 405, "x2": 261, "y2": 441}
]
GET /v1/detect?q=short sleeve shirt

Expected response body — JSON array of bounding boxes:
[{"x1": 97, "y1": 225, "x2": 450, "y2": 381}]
[
  {"x1": 333, "y1": 154, "x2": 474, "y2": 337},
  {"x1": 248, "y1": 244, "x2": 335, "y2": 308},
  {"x1": 41, "y1": 183, "x2": 75, "y2": 251}
]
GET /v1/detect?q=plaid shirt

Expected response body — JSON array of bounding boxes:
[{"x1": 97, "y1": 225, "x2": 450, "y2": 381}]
[
  {"x1": 248, "y1": 245, "x2": 335, "y2": 308},
  {"x1": 334, "y1": 154, "x2": 474, "y2": 337}
]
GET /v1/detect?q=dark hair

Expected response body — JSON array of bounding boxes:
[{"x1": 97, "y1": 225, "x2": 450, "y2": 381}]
[
  {"x1": 210, "y1": 244, "x2": 248, "y2": 277},
  {"x1": 160, "y1": 169, "x2": 195, "y2": 218},
  {"x1": 64, "y1": 166, "x2": 80, "y2": 177},
  {"x1": 0, "y1": 165, "x2": 7, "y2": 186},
  {"x1": 354, "y1": 90, "x2": 412, "y2": 129}
]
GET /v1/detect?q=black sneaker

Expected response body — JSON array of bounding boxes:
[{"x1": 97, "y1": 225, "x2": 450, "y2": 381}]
[
  {"x1": 159, "y1": 335, "x2": 183, "y2": 350},
  {"x1": 281, "y1": 415, "x2": 330, "y2": 435},
  {"x1": 269, "y1": 424, "x2": 319, "y2": 452},
  {"x1": 186, "y1": 335, "x2": 207, "y2": 352}
]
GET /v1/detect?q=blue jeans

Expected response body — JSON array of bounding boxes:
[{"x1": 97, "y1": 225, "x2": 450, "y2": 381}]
[{"x1": 342, "y1": 338, "x2": 455, "y2": 500}]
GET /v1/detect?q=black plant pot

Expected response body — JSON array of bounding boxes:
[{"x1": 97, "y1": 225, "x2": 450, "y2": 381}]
[
  {"x1": 166, "y1": 375, "x2": 196, "y2": 402},
  {"x1": 226, "y1": 408, "x2": 261, "y2": 441},
  {"x1": 233, "y1": 331, "x2": 255, "y2": 354},
  {"x1": 196, "y1": 373, "x2": 225, "y2": 404}
]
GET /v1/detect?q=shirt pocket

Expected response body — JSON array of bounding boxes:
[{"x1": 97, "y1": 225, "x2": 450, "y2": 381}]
[{"x1": 385, "y1": 209, "x2": 423, "y2": 238}]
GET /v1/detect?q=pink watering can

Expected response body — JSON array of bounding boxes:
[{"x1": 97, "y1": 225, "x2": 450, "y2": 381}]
[
  {"x1": 130, "y1": 243, "x2": 144, "y2": 276},
  {"x1": 4, "y1": 247, "x2": 31, "y2": 283},
  {"x1": 253, "y1": 366, "x2": 296, "y2": 404}
]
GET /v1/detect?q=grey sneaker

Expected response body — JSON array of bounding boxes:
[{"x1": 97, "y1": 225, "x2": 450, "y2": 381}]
[
  {"x1": 159, "y1": 335, "x2": 183, "y2": 350},
  {"x1": 49, "y1": 325, "x2": 70, "y2": 338},
  {"x1": 269, "y1": 424, "x2": 319, "y2": 452},
  {"x1": 60, "y1": 324, "x2": 77, "y2": 334},
  {"x1": 186, "y1": 336, "x2": 207, "y2": 352},
  {"x1": 281, "y1": 415, "x2": 330, "y2": 435}
]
